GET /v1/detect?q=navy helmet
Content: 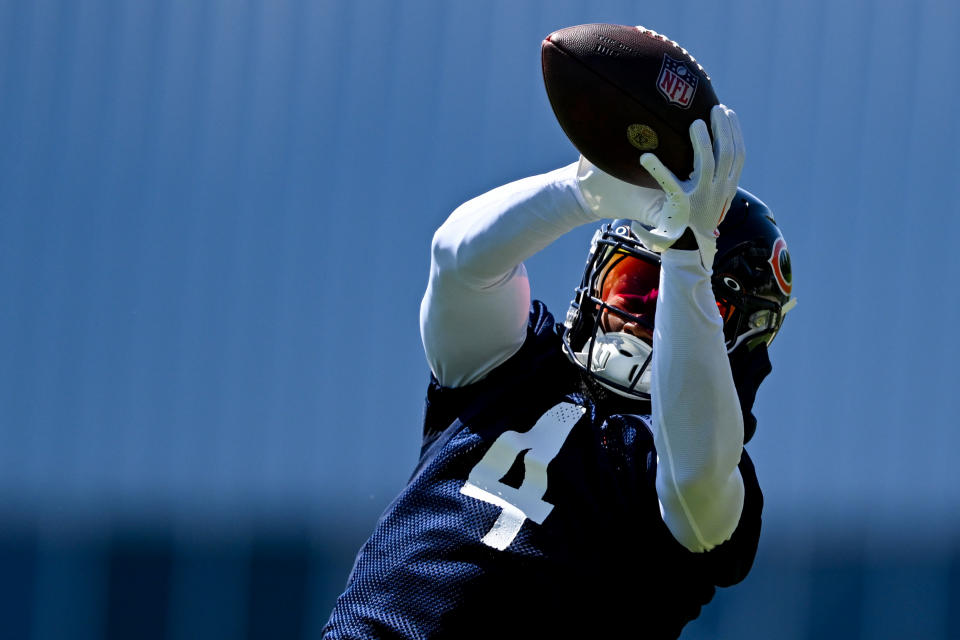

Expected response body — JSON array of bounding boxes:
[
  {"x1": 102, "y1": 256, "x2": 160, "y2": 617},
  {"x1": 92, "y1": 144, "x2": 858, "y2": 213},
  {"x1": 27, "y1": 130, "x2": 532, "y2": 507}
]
[{"x1": 560, "y1": 187, "x2": 795, "y2": 401}]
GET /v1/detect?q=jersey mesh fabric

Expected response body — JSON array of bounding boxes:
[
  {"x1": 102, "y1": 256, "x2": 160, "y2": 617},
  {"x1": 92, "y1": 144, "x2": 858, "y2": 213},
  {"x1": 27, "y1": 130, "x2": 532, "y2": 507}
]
[{"x1": 323, "y1": 302, "x2": 762, "y2": 639}]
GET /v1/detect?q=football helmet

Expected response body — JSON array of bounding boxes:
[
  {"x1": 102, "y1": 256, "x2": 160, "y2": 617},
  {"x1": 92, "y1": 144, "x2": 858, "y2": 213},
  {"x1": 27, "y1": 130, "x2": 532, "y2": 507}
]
[
  {"x1": 560, "y1": 187, "x2": 795, "y2": 401},
  {"x1": 712, "y1": 189, "x2": 796, "y2": 352}
]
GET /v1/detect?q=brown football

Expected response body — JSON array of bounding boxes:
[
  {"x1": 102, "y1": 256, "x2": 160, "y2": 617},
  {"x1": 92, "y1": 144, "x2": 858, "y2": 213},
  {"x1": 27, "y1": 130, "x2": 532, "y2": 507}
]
[{"x1": 542, "y1": 24, "x2": 719, "y2": 188}]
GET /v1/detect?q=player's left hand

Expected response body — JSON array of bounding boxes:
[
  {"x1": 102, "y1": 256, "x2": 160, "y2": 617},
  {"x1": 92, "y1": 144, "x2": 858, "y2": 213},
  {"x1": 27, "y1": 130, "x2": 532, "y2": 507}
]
[
  {"x1": 576, "y1": 155, "x2": 667, "y2": 224},
  {"x1": 637, "y1": 104, "x2": 745, "y2": 268}
]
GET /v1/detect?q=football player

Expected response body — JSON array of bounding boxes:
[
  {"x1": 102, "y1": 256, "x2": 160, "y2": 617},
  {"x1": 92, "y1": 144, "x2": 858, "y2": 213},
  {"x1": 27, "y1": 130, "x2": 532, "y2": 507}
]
[{"x1": 323, "y1": 105, "x2": 794, "y2": 639}]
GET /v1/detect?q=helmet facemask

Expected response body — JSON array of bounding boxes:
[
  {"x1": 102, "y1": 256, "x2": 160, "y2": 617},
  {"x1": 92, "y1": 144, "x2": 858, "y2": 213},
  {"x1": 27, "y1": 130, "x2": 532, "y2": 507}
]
[
  {"x1": 561, "y1": 222, "x2": 661, "y2": 401},
  {"x1": 715, "y1": 284, "x2": 788, "y2": 352}
]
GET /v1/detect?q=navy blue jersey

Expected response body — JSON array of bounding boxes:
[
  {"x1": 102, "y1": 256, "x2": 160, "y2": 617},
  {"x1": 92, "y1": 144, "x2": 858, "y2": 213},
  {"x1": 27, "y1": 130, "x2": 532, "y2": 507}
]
[{"x1": 324, "y1": 302, "x2": 762, "y2": 639}]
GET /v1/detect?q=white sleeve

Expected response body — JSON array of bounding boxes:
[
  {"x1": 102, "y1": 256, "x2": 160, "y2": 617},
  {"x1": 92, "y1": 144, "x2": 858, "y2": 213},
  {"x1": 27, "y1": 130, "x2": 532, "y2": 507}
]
[
  {"x1": 651, "y1": 248, "x2": 745, "y2": 553},
  {"x1": 420, "y1": 162, "x2": 603, "y2": 388}
]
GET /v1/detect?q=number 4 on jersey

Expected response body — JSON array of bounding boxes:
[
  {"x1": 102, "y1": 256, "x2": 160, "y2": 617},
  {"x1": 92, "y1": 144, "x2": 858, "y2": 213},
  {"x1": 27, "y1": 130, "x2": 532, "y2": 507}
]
[{"x1": 460, "y1": 402, "x2": 586, "y2": 550}]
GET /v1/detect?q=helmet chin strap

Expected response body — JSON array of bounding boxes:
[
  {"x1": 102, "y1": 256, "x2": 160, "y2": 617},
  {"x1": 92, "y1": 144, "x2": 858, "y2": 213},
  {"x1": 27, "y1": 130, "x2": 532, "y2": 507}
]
[{"x1": 574, "y1": 329, "x2": 653, "y2": 399}]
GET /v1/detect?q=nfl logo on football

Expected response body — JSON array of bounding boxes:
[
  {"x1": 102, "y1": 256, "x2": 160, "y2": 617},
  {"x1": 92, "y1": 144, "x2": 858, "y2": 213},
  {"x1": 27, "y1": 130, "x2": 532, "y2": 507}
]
[{"x1": 657, "y1": 55, "x2": 698, "y2": 108}]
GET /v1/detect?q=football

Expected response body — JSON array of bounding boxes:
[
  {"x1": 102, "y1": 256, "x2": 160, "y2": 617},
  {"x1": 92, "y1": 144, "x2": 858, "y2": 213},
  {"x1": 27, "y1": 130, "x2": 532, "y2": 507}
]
[{"x1": 542, "y1": 24, "x2": 719, "y2": 188}]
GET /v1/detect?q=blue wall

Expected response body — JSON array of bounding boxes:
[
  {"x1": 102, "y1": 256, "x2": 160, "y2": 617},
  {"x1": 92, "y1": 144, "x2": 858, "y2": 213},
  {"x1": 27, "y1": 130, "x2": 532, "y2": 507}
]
[{"x1": 1, "y1": 0, "x2": 959, "y2": 637}]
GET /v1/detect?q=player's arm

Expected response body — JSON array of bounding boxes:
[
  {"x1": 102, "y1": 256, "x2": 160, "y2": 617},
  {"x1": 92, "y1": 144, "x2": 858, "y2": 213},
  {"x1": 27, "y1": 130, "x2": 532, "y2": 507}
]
[
  {"x1": 643, "y1": 105, "x2": 748, "y2": 553},
  {"x1": 421, "y1": 164, "x2": 605, "y2": 387},
  {"x1": 652, "y1": 246, "x2": 745, "y2": 553}
]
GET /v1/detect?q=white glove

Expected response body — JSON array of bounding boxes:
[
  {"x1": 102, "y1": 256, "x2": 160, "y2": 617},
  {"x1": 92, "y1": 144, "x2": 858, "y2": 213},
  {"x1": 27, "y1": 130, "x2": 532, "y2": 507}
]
[
  {"x1": 637, "y1": 104, "x2": 745, "y2": 269},
  {"x1": 576, "y1": 155, "x2": 666, "y2": 223}
]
